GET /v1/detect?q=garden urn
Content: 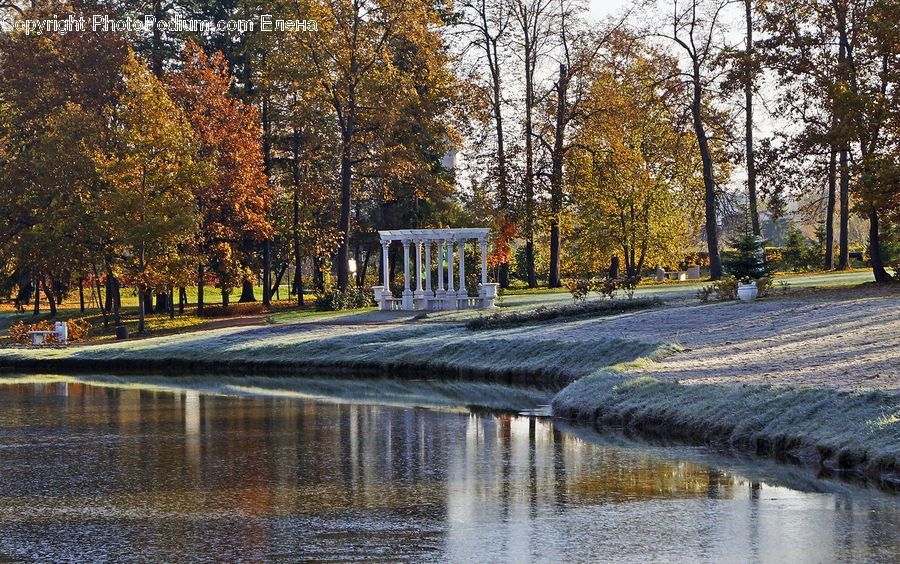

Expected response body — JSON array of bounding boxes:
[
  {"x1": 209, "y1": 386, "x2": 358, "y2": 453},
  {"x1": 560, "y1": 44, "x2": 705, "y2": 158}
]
[{"x1": 737, "y1": 281, "x2": 758, "y2": 302}]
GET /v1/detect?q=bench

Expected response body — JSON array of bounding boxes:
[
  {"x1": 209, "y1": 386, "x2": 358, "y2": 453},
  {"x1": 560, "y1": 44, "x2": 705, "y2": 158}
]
[
  {"x1": 28, "y1": 322, "x2": 67, "y2": 345},
  {"x1": 655, "y1": 265, "x2": 701, "y2": 282}
]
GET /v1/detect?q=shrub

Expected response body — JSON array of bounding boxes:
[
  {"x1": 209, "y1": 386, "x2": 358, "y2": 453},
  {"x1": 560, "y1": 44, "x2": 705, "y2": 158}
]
[
  {"x1": 66, "y1": 318, "x2": 92, "y2": 340},
  {"x1": 566, "y1": 279, "x2": 592, "y2": 304},
  {"x1": 314, "y1": 287, "x2": 373, "y2": 311},
  {"x1": 466, "y1": 297, "x2": 662, "y2": 330},
  {"x1": 781, "y1": 225, "x2": 820, "y2": 272},
  {"x1": 723, "y1": 224, "x2": 772, "y2": 280},
  {"x1": 697, "y1": 275, "x2": 739, "y2": 302},
  {"x1": 595, "y1": 275, "x2": 641, "y2": 300}
]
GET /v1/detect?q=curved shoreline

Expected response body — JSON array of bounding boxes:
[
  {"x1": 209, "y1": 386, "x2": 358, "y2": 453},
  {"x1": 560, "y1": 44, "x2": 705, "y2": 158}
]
[
  {"x1": 2, "y1": 351, "x2": 897, "y2": 490},
  {"x1": 0, "y1": 355, "x2": 572, "y2": 390}
]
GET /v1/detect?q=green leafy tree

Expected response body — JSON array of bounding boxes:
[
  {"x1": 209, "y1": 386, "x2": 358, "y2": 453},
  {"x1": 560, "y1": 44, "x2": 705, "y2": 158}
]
[{"x1": 94, "y1": 53, "x2": 200, "y2": 332}]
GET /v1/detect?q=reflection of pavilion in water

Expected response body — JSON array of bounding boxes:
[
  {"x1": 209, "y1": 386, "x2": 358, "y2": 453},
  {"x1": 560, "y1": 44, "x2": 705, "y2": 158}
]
[{"x1": 0, "y1": 382, "x2": 894, "y2": 562}]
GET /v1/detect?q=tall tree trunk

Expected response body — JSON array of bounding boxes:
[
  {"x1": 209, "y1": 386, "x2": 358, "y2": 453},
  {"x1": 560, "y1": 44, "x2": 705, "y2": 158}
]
[
  {"x1": 869, "y1": 209, "x2": 889, "y2": 282},
  {"x1": 155, "y1": 293, "x2": 167, "y2": 313},
  {"x1": 33, "y1": 273, "x2": 40, "y2": 316},
  {"x1": 143, "y1": 293, "x2": 153, "y2": 316},
  {"x1": 263, "y1": 239, "x2": 271, "y2": 306},
  {"x1": 222, "y1": 288, "x2": 230, "y2": 308},
  {"x1": 825, "y1": 149, "x2": 837, "y2": 270},
  {"x1": 239, "y1": 279, "x2": 256, "y2": 302},
  {"x1": 138, "y1": 243, "x2": 145, "y2": 333},
  {"x1": 92, "y1": 264, "x2": 108, "y2": 327},
  {"x1": 105, "y1": 273, "x2": 113, "y2": 313},
  {"x1": 337, "y1": 141, "x2": 353, "y2": 291},
  {"x1": 179, "y1": 287, "x2": 186, "y2": 314},
  {"x1": 78, "y1": 278, "x2": 85, "y2": 313},
  {"x1": 269, "y1": 263, "x2": 287, "y2": 300},
  {"x1": 295, "y1": 260, "x2": 304, "y2": 307},
  {"x1": 291, "y1": 131, "x2": 304, "y2": 306},
  {"x1": 42, "y1": 277, "x2": 56, "y2": 317},
  {"x1": 490, "y1": 29, "x2": 511, "y2": 289},
  {"x1": 150, "y1": 0, "x2": 164, "y2": 78},
  {"x1": 838, "y1": 149, "x2": 850, "y2": 269},
  {"x1": 691, "y1": 65, "x2": 722, "y2": 279},
  {"x1": 548, "y1": 63, "x2": 569, "y2": 288},
  {"x1": 744, "y1": 0, "x2": 760, "y2": 236},
  {"x1": 107, "y1": 265, "x2": 121, "y2": 326},
  {"x1": 524, "y1": 69, "x2": 537, "y2": 288},
  {"x1": 197, "y1": 264, "x2": 205, "y2": 315},
  {"x1": 837, "y1": 24, "x2": 850, "y2": 271}
]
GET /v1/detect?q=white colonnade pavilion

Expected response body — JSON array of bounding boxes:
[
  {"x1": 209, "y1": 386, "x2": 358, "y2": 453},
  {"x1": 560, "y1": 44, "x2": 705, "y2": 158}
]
[{"x1": 372, "y1": 228, "x2": 499, "y2": 311}]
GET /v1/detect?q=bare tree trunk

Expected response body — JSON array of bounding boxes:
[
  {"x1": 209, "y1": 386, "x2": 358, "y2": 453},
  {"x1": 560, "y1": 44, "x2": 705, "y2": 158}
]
[
  {"x1": 168, "y1": 288, "x2": 175, "y2": 319},
  {"x1": 691, "y1": 66, "x2": 722, "y2": 279},
  {"x1": 295, "y1": 260, "x2": 304, "y2": 307},
  {"x1": 838, "y1": 149, "x2": 850, "y2": 269},
  {"x1": 869, "y1": 209, "x2": 889, "y2": 282},
  {"x1": 197, "y1": 264, "x2": 205, "y2": 315},
  {"x1": 337, "y1": 142, "x2": 352, "y2": 291},
  {"x1": 78, "y1": 278, "x2": 85, "y2": 313},
  {"x1": 179, "y1": 287, "x2": 186, "y2": 314},
  {"x1": 837, "y1": 25, "x2": 850, "y2": 270},
  {"x1": 239, "y1": 278, "x2": 256, "y2": 302},
  {"x1": 548, "y1": 62, "x2": 569, "y2": 288},
  {"x1": 92, "y1": 264, "x2": 108, "y2": 327},
  {"x1": 262, "y1": 239, "x2": 271, "y2": 306},
  {"x1": 138, "y1": 243, "x2": 145, "y2": 333},
  {"x1": 825, "y1": 149, "x2": 836, "y2": 270},
  {"x1": 32, "y1": 273, "x2": 40, "y2": 316},
  {"x1": 744, "y1": 0, "x2": 760, "y2": 236},
  {"x1": 42, "y1": 277, "x2": 56, "y2": 317}
]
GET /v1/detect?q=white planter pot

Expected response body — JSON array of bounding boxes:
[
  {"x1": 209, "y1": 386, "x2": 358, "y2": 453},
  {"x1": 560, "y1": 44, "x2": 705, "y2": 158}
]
[{"x1": 737, "y1": 281, "x2": 758, "y2": 302}]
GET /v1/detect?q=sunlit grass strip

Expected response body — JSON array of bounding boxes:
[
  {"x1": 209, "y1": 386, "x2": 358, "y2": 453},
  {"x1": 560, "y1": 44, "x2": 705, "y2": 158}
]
[
  {"x1": 553, "y1": 371, "x2": 900, "y2": 485},
  {"x1": 466, "y1": 297, "x2": 662, "y2": 330}
]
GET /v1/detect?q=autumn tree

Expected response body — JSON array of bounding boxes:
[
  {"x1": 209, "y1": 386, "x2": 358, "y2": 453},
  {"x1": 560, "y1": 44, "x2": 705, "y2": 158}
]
[
  {"x1": 95, "y1": 53, "x2": 200, "y2": 332},
  {"x1": 457, "y1": 0, "x2": 516, "y2": 288},
  {"x1": 167, "y1": 39, "x2": 271, "y2": 312},
  {"x1": 302, "y1": 0, "x2": 461, "y2": 291},
  {"x1": 568, "y1": 38, "x2": 704, "y2": 277},
  {"x1": 0, "y1": 3, "x2": 129, "y2": 318},
  {"x1": 510, "y1": 0, "x2": 556, "y2": 287},
  {"x1": 652, "y1": 0, "x2": 734, "y2": 280}
]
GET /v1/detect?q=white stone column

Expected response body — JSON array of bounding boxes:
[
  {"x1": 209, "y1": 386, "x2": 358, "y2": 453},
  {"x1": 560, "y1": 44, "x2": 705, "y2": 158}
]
[
  {"x1": 424, "y1": 239, "x2": 432, "y2": 293},
  {"x1": 374, "y1": 239, "x2": 390, "y2": 310},
  {"x1": 436, "y1": 240, "x2": 445, "y2": 292},
  {"x1": 481, "y1": 239, "x2": 488, "y2": 286},
  {"x1": 413, "y1": 239, "x2": 425, "y2": 309},
  {"x1": 458, "y1": 240, "x2": 466, "y2": 299},
  {"x1": 445, "y1": 238, "x2": 457, "y2": 307},
  {"x1": 382, "y1": 240, "x2": 390, "y2": 288},
  {"x1": 446, "y1": 239, "x2": 455, "y2": 292},
  {"x1": 402, "y1": 240, "x2": 413, "y2": 310}
]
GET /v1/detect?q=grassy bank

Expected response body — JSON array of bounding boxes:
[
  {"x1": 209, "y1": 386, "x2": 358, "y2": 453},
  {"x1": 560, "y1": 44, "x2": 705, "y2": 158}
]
[
  {"x1": 0, "y1": 322, "x2": 674, "y2": 390},
  {"x1": 1, "y1": 281, "x2": 897, "y2": 488},
  {"x1": 552, "y1": 369, "x2": 900, "y2": 487}
]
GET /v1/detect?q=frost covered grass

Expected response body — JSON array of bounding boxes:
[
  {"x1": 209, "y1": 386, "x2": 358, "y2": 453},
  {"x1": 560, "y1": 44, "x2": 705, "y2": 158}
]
[
  {"x1": 0, "y1": 322, "x2": 673, "y2": 390},
  {"x1": 552, "y1": 370, "x2": 900, "y2": 484}
]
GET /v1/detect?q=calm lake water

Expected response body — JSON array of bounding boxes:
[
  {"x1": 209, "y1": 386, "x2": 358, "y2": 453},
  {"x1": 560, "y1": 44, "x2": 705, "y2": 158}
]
[{"x1": 0, "y1": 379, "x2": 896, "y2": 562}]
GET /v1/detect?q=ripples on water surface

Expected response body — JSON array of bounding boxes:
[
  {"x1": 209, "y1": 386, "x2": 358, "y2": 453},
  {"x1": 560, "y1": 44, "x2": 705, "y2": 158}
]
[{"x1": 0, "y1": 379, "x2": 896, "y2": 562}]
